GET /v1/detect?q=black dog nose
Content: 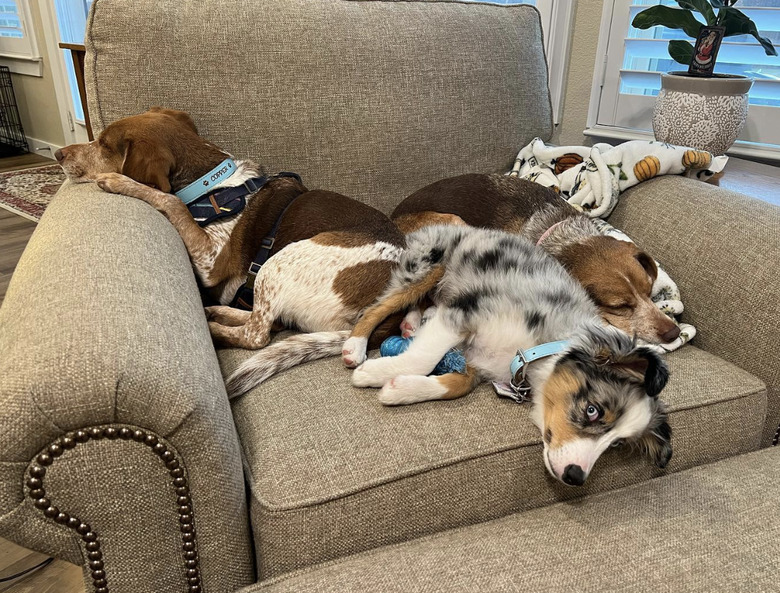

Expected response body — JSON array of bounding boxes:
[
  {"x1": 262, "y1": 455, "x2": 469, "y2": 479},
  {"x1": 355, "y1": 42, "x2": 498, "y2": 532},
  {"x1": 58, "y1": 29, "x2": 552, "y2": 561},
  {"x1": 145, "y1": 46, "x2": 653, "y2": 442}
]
[
  {"x1": 54, "y1": 149, "x2": 64, "y2": 162},
  {"x1": 562, "y1": 464, "x2": 586, "y2": 486}
]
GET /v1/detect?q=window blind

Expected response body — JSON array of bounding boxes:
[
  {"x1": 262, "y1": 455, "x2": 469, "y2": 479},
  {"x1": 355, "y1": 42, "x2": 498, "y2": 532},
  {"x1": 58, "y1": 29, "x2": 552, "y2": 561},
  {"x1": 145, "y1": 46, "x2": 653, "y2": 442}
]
[{"x1": 621, "y1": 0, "x2": 780, "y2": 107}]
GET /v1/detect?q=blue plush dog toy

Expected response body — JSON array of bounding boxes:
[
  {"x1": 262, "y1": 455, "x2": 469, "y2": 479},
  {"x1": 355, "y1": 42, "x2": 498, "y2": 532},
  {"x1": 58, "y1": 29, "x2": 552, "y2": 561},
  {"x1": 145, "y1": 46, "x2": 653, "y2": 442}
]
[{"x1": 380, "y1": 335, "x2": 467, "y2": 375}]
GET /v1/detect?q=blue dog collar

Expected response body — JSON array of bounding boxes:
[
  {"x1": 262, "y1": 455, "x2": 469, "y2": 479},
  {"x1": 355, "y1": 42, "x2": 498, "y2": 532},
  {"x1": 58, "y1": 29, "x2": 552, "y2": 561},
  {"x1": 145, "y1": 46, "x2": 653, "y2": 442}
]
[
  {"x1": 510, "y1": 340, "x2": 570, "y2": 387},
  {"x1": 175, "y1": 158, "x2": 238, "y2": 204}
]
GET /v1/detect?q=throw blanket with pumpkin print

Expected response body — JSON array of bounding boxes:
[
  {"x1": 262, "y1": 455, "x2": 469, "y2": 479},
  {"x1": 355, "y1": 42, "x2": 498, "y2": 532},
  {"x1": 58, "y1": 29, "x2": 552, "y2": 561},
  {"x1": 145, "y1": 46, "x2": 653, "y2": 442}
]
[
  {"x1": 509, "y1": 137, "x2": 728, "y2": 218},
  {"x1": 507, "y1": 138, "x2": 721, "y2": 352}
]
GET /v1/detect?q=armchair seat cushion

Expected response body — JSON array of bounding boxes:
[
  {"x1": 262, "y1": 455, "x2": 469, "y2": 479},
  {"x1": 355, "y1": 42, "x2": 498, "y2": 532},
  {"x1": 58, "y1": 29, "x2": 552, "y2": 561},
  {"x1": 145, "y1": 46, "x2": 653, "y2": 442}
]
[
  {"x1": 246, "y1": 446, "x2": 780, "y2": 592},
  {"x1": 219, "y1": 344, "x2": 766, "y2": 578}
]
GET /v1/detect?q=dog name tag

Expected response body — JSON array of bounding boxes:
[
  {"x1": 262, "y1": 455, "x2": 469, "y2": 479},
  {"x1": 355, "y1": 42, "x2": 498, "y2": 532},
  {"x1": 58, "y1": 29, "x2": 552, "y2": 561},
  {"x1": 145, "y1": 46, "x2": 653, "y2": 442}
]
[{"x1": 492, "y1": 381, "x2": 529, "y2": 404}]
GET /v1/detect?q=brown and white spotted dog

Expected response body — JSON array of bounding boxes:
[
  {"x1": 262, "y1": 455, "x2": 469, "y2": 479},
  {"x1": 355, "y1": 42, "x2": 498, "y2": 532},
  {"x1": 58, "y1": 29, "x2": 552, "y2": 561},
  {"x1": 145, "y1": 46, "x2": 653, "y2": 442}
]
[
  {"x1": 55, "y1": 107, "x2": 405, "y2": 396},
  {"x1": 390, "y1": 174, "x2": 680, "y2": 345}
]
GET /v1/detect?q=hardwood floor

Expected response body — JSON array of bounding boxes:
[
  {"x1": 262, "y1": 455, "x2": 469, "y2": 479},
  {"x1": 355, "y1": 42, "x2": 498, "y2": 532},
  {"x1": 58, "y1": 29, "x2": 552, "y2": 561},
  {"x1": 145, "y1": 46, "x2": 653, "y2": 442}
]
[
  {"x1": 0, "y1": 152, "x2": 778, "y2": 592},
  {"x1": 0, "y1": 209, "x2": 36, "y2": 305},
  {"x1": 709, "y1": 157, "x2": 780, "y2": 206},
  {"x1": 0, "y1": 153, "x2": 51, "y2": 174},
  {"x1": 0, "y1": 153, "x2": 54, "y2": 308},
  {"x1": 0, "y1": 538, "x2": 82, "y2": 593}
]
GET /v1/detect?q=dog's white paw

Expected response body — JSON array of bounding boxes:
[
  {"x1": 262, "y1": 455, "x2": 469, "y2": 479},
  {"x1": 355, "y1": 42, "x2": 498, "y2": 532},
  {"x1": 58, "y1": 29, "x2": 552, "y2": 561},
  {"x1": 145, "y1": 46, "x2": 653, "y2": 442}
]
[
  {"x1": 351, "y1": 360, "x2": 387, "y2": 388},
  {"x1": 378, "y1": 375, "x2": 441, "y2": 406},
  {"x1": 342, "y1": 336, "x2": 368, "y2": 368},
  {"x1": 400, "y1": 310, "x2": 422, "y2": 339}
]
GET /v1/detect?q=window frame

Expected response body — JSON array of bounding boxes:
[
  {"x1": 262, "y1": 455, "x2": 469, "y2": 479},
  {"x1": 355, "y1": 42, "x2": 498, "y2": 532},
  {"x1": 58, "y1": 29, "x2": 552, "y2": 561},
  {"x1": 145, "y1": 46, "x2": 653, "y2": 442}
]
[
  {"x1": 0, "y1": 0, "x2": 42, "y2": 76},
  {"x1": 585, "y1": 0, "x2": 780, "y2": 162},
  {"x1": 537, "y1": 0, "x2": 575, "y2": 126}
]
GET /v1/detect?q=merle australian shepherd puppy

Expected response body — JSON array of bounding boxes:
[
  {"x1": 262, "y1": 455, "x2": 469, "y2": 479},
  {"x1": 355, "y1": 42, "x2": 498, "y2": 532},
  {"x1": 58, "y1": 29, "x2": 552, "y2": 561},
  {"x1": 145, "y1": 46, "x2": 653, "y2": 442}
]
[{"x1": 348, "y1": 225, "x2": 672, "y2": 486}]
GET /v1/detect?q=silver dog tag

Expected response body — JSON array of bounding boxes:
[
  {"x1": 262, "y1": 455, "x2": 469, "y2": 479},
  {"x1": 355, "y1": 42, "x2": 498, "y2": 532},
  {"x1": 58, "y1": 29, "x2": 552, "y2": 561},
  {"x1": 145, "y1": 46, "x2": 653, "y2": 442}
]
[{"x1": 492, "y1": 381, "x2": 530, "y2": 404}]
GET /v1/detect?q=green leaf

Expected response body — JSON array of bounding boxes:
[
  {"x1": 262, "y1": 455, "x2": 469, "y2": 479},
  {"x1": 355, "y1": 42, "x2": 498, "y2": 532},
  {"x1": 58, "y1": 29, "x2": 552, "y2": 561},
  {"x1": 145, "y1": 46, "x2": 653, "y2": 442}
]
[
  {"x1": 675, "y1": 0, "x2": 716, "y2": 26},
  {"x1": 632, "y1": 6, "x2": 705, "y2": 39},
  {"x1": 669, "y1": 39, "x2": 696, "y2": 65},
  {"x1": 720, "y1": 7, "x2": 778, "y2": 56},
  {"x1": 709, "y1": 0, "x2": 727, "y2": 8}
]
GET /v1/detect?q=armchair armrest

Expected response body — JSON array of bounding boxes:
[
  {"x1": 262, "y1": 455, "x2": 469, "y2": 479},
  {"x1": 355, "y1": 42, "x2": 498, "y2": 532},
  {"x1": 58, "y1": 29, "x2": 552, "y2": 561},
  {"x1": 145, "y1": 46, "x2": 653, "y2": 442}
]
[
  {"x1": 608, "y1": 175, "x2": 780, "y2": 445},
  {"x1": 0, "y1": 181, "x2": 254, "y2": 593}
]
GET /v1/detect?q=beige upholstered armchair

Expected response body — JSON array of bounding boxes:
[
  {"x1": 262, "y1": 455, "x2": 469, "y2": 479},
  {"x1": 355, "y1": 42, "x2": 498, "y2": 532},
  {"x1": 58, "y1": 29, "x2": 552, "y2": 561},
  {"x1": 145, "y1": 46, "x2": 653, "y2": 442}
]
[{"x1": 1, "y1": 1, "x2": 778, "y2": 592}]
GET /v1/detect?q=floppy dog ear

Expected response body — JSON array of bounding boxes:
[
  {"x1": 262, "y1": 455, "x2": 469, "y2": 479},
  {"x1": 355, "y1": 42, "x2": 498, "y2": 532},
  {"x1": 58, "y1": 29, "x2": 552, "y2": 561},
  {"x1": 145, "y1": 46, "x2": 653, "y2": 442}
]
[
  {"x1": 638, "y1": 406, "x2": 672, "y2": 468},
  {"x1": 149, "y1": 106, "x2": 199, "y2": 134},
  {"x1": 635, "y1": 250, "x2": 658, "y2": 283},
  {"x1": 121, "y1": 139, "x2": 174, "y2": 193},
  {"x1": 608, "y1": 347, "x2": 669, "y2": 397}
]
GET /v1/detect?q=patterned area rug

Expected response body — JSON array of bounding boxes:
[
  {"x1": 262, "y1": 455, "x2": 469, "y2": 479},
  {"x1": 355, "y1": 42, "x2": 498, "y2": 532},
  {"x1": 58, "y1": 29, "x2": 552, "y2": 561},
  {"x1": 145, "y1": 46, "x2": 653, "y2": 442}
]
[{"x1": 0, "y1": 164, "x2": 64, "y2": 221}]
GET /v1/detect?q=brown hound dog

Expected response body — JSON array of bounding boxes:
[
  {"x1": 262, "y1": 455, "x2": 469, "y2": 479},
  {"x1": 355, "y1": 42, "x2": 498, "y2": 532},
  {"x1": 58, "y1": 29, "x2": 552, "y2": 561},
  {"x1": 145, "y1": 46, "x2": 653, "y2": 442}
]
[{"x1": 55, "y1": 107, "x2": 404, "y2": 396}]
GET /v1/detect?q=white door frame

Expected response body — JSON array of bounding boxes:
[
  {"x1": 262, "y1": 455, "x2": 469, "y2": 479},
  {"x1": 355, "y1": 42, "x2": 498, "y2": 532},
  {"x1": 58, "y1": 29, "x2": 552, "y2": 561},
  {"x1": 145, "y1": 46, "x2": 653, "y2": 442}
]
[{"x1": 37, "y1": 0, "x2": 89, "y2": 146}]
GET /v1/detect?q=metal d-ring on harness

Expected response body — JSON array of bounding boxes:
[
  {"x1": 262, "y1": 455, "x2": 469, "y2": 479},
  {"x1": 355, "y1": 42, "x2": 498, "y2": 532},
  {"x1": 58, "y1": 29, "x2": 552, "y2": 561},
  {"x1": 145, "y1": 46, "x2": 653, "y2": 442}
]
[{"x1": 494, "y1": 340, "x2": 570, "y2": 404}]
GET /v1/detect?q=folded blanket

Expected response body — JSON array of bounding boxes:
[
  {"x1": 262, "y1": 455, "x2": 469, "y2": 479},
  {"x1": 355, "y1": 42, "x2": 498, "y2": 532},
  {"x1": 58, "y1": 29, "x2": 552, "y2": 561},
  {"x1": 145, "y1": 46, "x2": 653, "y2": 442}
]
[
  {"x1": 508, "y1": 138, "x2": 715, "y2": 352},
  {"x1": 509, "y1": 137, "x2": 728, "y2": 218}
]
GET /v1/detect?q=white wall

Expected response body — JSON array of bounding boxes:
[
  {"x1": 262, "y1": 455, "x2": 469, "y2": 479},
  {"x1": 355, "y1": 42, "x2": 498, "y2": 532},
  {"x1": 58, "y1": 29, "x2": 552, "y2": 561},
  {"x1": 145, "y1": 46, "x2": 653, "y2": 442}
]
[
  {"x1": 551, "y1": 0, "x2": 601, "y2": 146},
  {"x1": 10, "y1": 0, "x2": 65, "y2": 148}
]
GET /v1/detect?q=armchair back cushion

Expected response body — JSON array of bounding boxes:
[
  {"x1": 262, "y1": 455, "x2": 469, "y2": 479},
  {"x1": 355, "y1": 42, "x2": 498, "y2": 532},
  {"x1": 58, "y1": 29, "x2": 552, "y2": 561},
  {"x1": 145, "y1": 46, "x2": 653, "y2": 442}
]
[{"x1": 85, "y1": 0, "x2": 553, "y2": 213}]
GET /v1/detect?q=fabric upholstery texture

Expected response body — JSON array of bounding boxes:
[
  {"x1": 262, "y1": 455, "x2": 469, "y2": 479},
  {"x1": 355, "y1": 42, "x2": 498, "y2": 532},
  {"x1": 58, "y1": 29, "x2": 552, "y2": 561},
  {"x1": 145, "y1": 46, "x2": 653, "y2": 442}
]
[
  {"x1": 221, "y1": 343, "x2": 766, "y2": 578},
  {"x1": 84, "y1": 0, "x2": 552, "y2": 214},
  {"x1": 0, "y1": 183, "x2": 254, "y2": 593},
  {"x1": 609, "y1": 176, "x2": 780, "y2": 445},
  {"x1": 247, "y1": 447, "x2": 780, "y2": 592}
]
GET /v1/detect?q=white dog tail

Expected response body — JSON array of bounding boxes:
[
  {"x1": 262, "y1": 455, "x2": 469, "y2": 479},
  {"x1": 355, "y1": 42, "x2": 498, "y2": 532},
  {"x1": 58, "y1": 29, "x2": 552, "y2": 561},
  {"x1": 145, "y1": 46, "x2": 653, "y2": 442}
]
[{"x1": 226, "y1": 331, "x2": 350, "y2": 399}]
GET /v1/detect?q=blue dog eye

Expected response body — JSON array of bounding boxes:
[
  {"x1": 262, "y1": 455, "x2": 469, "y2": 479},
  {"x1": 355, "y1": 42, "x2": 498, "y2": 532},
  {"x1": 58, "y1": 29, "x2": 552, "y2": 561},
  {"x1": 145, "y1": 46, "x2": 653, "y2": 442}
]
[{"x1": 586, "y1": 404, "x2": 600, "y2": 422}]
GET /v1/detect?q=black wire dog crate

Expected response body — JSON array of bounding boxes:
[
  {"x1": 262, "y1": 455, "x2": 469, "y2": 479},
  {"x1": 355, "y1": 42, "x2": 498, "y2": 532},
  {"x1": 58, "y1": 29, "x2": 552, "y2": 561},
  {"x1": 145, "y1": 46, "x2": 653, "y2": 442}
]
[{"x1": 0, "y1": 65, "x2": 28, "y2": 157}]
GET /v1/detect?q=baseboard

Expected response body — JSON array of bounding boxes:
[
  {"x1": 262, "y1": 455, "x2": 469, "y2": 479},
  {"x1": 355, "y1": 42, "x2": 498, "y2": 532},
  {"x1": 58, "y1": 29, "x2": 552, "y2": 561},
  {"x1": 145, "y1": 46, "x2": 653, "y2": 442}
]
[{"x1": 25, "y1": 136, "x2": 62, "y2": 160}]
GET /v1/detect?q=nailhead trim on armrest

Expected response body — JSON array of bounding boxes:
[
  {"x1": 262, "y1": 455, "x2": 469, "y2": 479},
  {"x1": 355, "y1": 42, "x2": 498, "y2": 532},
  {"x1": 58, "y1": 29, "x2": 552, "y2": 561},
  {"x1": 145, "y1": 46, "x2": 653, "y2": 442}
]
[{"x1": 26, "y1": 426, "x2": 202, "y2": 593}]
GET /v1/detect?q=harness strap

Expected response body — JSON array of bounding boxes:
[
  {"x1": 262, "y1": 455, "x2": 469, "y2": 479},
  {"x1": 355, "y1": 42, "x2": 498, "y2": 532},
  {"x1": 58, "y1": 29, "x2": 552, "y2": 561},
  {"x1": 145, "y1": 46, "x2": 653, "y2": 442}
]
[
  {"x1": 230, "y1": 172, "x2": 303, "y2": 309},
  {"x1": 188, "y1": 175, "x2": 271, "y2": 227}
]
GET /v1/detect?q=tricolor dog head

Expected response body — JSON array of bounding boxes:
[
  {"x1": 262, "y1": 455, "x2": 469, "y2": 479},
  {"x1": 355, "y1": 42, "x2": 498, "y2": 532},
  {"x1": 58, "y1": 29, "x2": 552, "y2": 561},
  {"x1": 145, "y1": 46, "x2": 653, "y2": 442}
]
[
  {"x1": 530, "y1": 327, "x2": 671, "y2": 486},
  {"x1": 54, "y1": 107, "x2": 225, "y2": 192},
  {"x1": 557, "y1": 236, "x2": 680, "y2": 345}
]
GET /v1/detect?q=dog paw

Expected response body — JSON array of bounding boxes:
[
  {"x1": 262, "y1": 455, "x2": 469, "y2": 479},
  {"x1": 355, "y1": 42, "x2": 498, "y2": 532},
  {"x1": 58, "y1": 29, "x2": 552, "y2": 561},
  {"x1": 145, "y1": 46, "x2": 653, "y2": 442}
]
[
  {"x1": 400, "y1": 310, "x2": 422, "y2": 339},
  {"x1": 95, "y1": 172, "x2": 136, "y2": 195},
  {"x1": 342, "y1": 336, "x2": 368, "y2": 368},
  {"x1": 204, "y1": 305, "x2": 248, "y2": 326},
  {"x1": 351, "y1": 360, "x2": 386, "y2": 388},
  {"x1": 378, "y1": 375, "x2": 437, "y2": 406}
]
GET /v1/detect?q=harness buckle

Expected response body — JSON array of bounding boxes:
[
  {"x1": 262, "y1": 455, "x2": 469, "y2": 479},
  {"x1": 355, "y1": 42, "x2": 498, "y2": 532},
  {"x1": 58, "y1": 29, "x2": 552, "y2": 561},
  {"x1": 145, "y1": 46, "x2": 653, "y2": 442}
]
[
  {"x1": 241, "y1": 262, "x2": 263, "y2": 292},
  {"x1": 510, "y1": 349, "x2": 529, "y2": 390},
  {"x1": 495, "y1": 349, "x2": 532, "y2": 404},
  {"x1": 261, "y1": 237, "x2": 275, "y2": 250}
]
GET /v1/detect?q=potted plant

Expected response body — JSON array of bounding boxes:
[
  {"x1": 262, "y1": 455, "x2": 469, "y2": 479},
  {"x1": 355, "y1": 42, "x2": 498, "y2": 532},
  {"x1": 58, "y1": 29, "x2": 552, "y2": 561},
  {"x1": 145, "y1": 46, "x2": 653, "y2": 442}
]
[{"x1": 632, "y1": 0, "x2": 777, "y2": 155}]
